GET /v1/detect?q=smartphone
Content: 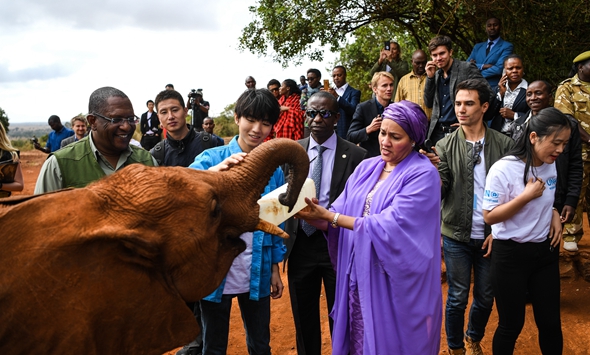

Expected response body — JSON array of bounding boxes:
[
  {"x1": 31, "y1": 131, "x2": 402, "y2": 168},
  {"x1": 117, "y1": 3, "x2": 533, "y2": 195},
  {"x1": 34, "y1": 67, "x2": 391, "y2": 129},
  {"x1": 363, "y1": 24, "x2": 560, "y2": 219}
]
[
  {"x1": 384, "y1": 41, "x2": 391, "y2": 51},
  {"x1": 502, "y1": 68, "x2": 506, "y2": 77},
  {"x1": 422, "y1": 139, "x2": 437, "y2": 155},
  {"x1": 323, "y1": 79, "x2": 330, "y2": 90}
]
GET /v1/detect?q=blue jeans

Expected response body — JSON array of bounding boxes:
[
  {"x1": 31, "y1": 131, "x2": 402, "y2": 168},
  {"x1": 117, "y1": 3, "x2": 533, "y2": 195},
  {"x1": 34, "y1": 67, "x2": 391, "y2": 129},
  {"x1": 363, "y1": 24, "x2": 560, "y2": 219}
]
[
  {"x1": 443, "y1": 236, "x2": 494, "y2": 350},
  {"x1": 200, "y1": 293, "x2": 271, "y2": 355}
]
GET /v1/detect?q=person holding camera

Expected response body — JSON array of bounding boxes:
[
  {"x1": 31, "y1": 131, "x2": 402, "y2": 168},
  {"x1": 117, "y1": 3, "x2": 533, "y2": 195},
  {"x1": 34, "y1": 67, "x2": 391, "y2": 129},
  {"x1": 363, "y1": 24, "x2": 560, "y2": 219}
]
[
  {"x1": 370, "y1": 41, "x2": 409, "y2": 98},
  {"x1": 186, "y1": 89, "x2": 210, "y2": 132}
]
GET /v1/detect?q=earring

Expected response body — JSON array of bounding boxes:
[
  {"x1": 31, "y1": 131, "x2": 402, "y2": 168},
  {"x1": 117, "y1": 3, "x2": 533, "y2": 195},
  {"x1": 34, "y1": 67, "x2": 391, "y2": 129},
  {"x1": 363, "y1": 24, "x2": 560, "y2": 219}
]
[{"x1": 412, "y1": 143, "x2": 415, "y2": 148}]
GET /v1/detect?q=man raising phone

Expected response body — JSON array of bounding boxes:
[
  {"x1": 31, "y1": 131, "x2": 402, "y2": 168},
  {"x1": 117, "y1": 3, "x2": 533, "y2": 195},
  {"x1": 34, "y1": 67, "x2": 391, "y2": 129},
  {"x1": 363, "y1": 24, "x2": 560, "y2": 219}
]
[{"x1": 370, "y1": 40, "x2": 409, "y2": 98}]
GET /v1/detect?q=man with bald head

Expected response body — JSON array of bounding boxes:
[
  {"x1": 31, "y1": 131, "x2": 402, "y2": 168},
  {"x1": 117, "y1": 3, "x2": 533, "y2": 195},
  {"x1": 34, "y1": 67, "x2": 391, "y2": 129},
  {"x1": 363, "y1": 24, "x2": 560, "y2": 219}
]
[
  {"x1": 34, "y1": 87, "x2": 157, "y2": 193},
  {"x1": 245, "y1": 76, "x2": 256, "y2": 90},
  {"x1": 394, "y1": 49, "x2": 432, "y2": 119}
]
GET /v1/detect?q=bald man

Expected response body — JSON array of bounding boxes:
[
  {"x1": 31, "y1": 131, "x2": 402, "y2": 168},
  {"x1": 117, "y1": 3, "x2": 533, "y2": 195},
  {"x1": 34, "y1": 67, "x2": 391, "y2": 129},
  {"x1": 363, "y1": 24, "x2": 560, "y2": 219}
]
[
  {"x1": 394, "y1": 49, "x2": 432, "y2": 119},
  {"x1": 245, "y1": 76, "x2": 256, "y2": 90}
]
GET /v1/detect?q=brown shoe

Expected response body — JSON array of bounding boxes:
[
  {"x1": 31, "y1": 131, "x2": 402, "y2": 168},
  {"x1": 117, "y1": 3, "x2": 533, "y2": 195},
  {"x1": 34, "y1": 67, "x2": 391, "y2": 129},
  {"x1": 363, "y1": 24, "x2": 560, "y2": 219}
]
[
  {"x1": 465, "y1": 335, "x2": 484, "y2": 355},
  {"x1": 446, "y1": 348, "x2": 466, "y2": 355}
]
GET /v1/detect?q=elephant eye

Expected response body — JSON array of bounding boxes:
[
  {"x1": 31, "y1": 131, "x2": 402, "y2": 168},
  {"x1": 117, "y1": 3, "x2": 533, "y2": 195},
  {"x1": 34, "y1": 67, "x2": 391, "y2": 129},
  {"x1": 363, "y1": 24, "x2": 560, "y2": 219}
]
[{"x1": 210, "y1": 198, "x2": 221, "y2": 219}]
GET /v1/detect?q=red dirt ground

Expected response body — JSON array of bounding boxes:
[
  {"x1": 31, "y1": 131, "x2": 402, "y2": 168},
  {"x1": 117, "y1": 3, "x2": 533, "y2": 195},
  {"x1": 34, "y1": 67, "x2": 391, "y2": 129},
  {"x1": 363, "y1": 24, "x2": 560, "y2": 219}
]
[{"x1": 16, "y1": 150, "x2": 590, "y2": 355}]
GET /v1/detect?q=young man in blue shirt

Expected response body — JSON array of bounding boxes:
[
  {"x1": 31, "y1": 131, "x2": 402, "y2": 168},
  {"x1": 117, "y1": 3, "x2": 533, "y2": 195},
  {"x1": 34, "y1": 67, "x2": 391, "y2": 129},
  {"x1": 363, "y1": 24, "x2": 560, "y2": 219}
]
[{"x1": 188, "y1": 89, "x2": 285, "y2": 355}]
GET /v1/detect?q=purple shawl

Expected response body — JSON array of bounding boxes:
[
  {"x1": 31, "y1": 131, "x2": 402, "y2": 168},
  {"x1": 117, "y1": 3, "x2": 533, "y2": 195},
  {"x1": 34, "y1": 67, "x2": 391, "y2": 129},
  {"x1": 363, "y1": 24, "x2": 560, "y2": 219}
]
[{"x1": 327, "y1": 151, "x2": 442, "y2": 354}]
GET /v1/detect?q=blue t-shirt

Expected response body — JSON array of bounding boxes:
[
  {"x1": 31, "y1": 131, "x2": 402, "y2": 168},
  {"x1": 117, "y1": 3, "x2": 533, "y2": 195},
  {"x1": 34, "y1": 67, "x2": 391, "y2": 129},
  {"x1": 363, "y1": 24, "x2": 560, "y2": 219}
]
[{"x1": 46, "y1": 127, "x2": 74, "y2": 152}]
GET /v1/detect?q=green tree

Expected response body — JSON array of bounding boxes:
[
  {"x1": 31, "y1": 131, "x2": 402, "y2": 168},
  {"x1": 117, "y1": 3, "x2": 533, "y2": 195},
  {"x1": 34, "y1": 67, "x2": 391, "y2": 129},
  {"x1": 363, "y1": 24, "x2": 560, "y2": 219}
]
[
  {"x1": 211, "y1": 103, "x2": 239, "y2": 138},
  {"x1": 0, "y1": 107, "x2": 9, "y2": 133},
  {"x1": 240, "y1": 0, "x2": 590, "y2": 87}
]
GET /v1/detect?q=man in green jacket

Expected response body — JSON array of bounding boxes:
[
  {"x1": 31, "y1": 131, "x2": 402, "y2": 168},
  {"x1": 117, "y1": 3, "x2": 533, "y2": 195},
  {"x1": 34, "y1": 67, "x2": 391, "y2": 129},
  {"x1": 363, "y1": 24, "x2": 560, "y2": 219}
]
[
  {"x1": 432, "y1": 79, "x2": 513, "y2": 355},
  {"x1": 34, "y1": 87, "x2": 156, "y2": 194}
]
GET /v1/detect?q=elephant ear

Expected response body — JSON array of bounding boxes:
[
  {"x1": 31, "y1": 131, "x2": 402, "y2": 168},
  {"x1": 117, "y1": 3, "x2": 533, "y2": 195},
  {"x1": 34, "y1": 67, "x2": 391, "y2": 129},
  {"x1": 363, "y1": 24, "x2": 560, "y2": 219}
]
[{"x1": 83, "y1": 226, "x2": 163, "y2": 269}]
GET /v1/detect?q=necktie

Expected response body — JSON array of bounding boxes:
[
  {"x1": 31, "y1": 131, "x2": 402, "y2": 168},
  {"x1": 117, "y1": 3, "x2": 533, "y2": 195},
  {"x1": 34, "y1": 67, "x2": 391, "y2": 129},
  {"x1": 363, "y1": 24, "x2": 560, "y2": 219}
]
[
  {"x1": 485, "y1": 41, "x2": 493, "y2": 56},
  {"x1": 301, "y1": 145, "x2": 327, "y2": 236}
]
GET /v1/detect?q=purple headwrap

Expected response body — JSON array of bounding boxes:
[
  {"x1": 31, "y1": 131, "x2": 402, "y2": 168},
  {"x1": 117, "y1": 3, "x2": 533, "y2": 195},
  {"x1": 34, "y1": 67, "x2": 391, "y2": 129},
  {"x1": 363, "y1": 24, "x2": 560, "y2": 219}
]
[{"x1": 382, "y1": 100, "x2": 428, "y2": 146}]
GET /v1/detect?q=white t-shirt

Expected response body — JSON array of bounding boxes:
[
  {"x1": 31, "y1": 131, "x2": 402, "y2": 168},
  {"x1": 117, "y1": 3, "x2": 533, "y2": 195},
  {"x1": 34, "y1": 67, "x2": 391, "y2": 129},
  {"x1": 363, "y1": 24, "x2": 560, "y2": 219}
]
[
  {"x1": 223, "y1": 232, "x2": 253, "y2": 294},
  {"x1": 467, "y1": 139, "x2": 486, "y2": 239},
  {"x1": 483, "y1": 156, "x2": 557, "y2": 243}
]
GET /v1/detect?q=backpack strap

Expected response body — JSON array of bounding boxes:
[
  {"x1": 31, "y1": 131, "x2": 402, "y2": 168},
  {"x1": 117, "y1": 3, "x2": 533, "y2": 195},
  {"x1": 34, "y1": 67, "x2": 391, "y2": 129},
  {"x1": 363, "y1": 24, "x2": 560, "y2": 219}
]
[
  {"x1": 197, "y1": 129, "x2": 216, "y2": 150},
  {"x1": 151, "y1": 140, "x2": 166, "y2": 165}
]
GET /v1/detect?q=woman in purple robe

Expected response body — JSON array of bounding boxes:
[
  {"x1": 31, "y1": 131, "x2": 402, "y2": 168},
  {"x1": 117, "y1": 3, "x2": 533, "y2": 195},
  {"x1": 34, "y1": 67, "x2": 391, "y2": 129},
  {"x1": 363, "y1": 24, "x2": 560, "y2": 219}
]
[{"x1": 297, "y1": 100, "x2": 442, "y2": 354}]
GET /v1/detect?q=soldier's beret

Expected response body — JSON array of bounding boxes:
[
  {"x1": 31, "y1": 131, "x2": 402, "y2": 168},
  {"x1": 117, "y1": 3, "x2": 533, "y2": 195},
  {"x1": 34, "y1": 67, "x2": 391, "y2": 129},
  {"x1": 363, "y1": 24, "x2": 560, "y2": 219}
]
[{"x1": 573, "y1": 51, "x2": 590, "y2": 63}]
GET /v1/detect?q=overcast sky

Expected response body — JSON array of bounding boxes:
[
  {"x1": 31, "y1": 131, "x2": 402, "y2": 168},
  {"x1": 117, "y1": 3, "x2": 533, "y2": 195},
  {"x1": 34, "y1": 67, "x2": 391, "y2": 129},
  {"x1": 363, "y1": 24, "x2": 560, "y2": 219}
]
[{"x1": 0, "y1": 0, "x2": 337, "y2": 123}]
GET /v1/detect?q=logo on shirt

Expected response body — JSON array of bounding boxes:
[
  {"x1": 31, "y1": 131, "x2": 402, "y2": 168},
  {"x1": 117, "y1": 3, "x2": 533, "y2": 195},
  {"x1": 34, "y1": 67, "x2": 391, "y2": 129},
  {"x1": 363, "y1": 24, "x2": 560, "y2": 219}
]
[
  {"x1": 483, "y1": 189, "x2": 499, "y2": 203},
  {"x1": 547, "y1": 177, "x2": 557, "y2": 190}
]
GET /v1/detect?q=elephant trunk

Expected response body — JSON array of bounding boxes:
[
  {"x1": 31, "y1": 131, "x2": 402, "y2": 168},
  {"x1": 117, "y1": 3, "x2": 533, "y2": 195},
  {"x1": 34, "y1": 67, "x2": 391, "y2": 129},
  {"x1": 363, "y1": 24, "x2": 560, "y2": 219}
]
[{"x1": 220, "y1": 138, "x2": 309, "y2": 234}]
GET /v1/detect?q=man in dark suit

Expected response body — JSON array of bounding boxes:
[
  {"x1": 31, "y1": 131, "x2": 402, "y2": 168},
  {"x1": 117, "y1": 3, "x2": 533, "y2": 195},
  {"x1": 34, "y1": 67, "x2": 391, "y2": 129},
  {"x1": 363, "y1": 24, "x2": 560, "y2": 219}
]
[
  {"x1": 327, "y1": 66, "x2": 361, "y2": 139},
  {"x1": 424, "y1": 35, "x2": 492, "y2": 145},
  {"x1": 467, "y1": 17, "x2": 514, "y2": 90},
  {"x1": 140, "y1": 100, "x2": 162, "y2": 150},
  {"x1": 347, "y1": 71, "x2": 394, "y2": 157},
  {"x1": 285, "y1": 91, "x2": 366, "y2": 355}
]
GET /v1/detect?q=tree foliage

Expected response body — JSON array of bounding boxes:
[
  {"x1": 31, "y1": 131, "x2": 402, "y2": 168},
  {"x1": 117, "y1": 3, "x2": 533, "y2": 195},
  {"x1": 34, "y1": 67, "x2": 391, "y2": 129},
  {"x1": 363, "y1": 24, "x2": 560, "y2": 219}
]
[
  {"x1": 0, "y1": 107, "x2": 9, "y2": 133},
  {"x1": 211, "y1": 103, "x2": 239, "y2": 138},
  {"x1": 240, "y1": 0, "x2": 590, "y2": 89}
]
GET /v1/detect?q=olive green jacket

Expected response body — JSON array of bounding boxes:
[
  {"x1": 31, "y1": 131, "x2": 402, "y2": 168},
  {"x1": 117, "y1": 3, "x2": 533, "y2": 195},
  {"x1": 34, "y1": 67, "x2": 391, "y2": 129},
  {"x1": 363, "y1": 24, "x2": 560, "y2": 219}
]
[{"x1": 436, "y1": 125, "x2": 513, "y2": 242}]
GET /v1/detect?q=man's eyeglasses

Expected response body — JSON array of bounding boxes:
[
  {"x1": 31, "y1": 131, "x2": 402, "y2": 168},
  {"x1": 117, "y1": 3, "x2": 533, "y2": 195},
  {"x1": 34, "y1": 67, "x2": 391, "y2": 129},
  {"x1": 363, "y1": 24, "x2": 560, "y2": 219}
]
[
  {"x1": 307, "y1": 76, "x2": 317, "y2": 81},
  {"x1": 269, "y1": 88, "x2": 279, "y2": 92},
  {"x1": 473, "y1": 141, "x2": 483, "y2": 167},
  {"x1": 306, "y1": 110, "x2": 336, "y2": 119},
  {"x1": 92, "y1": 112, "x2": 138, "y2": 125}
]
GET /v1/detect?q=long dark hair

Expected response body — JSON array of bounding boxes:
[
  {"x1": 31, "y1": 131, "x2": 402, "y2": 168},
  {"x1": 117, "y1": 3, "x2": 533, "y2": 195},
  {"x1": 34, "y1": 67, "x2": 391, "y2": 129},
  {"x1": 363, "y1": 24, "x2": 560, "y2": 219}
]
[
  {"x1": 508, "y1": 107, "x2": 570, "y2": 185},
  {"x1": 282, "y1": 79, "x2": 302, "y2": 96}
]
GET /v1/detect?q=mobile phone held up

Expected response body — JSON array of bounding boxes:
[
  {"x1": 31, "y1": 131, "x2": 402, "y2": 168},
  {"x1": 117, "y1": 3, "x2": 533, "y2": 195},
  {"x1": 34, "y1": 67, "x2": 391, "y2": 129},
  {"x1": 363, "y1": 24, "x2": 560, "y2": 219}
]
[
  {"x1": 323, "y1": 79, "x2": 330, "y2": 91},
  {"x1": 384, "y1": 41, "x2": 391, "y2": 51},
  {"x1": 422, "y1": 139, "x2": 437, "y2": 155}
]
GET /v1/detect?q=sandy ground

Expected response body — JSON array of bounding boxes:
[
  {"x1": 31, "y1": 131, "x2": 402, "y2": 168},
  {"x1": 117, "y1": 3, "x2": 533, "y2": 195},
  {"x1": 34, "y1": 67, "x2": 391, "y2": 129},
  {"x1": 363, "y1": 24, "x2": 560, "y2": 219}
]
[{"x1": 16, "y1": 150, "x2": 590, "y2": 355}]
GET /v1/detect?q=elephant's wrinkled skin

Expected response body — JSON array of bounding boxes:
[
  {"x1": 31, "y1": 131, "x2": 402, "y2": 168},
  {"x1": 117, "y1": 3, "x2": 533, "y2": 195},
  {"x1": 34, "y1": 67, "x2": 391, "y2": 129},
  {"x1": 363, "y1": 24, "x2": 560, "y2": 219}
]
[{"x1": 0, "y1": 139, "x2": 309, "y2": 355}]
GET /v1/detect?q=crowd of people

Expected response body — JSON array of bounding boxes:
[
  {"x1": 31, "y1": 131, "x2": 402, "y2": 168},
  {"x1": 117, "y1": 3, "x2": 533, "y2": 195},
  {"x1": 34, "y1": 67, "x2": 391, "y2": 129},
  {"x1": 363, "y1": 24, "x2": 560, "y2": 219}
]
[{"x1": 2, "y1": 15, "x2": 590, "y2": 355}]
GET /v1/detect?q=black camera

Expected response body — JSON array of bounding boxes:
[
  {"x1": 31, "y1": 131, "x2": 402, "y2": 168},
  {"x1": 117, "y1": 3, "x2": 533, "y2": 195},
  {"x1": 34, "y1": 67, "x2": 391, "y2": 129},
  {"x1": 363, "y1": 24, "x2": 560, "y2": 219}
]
[
  {"x1": 31, "y1": 136, "x2": 38, "y2": 145},
  {"x1": 188, "y1": 89, "x2": 203, "y2": 99}
]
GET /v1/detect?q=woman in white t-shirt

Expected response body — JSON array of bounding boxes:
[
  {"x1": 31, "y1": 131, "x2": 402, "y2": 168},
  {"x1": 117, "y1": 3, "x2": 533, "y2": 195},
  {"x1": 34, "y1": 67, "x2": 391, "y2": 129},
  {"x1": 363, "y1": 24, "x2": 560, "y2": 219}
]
[{"x1": 483, "y1": 107, "x2": 570, "y2": 355}]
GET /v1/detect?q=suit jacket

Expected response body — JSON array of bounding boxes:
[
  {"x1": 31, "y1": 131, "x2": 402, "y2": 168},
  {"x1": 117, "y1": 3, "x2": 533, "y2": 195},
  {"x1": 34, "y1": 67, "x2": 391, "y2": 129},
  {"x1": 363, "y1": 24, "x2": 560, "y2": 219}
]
[
  {"x1": 466, "y1": 38, "x2": 514, "y2": 88},
  {"x1": 489, "y1": 85, "x2": 529, "y2": 132},
  {"x1": 424, "y1": 59, "x2": 492, "y2": 139},
  {"x1": 140, "y1": 111, "x2": 162, "y2": 136},
  {"x1": 336, "y1": 85, "x2": 361, "y2": 139},
  {"x1": 347, "y1": 98, "x2": 382, "y2": 157},
  {"x1": 283, "y1": 136, "x2": 367, "y2": 260}
]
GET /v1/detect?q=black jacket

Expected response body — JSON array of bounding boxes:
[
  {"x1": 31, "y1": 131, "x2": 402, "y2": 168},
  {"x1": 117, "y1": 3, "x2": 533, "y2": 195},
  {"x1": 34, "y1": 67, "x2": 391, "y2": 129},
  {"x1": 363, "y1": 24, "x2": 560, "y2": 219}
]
[
  {"x1": 151, "y1": 127, "x2": 209, "y2": 167},
  {"x1": 489, "y1": 85, "x2": 529, "y2": 133},
  {"x1": 347, "y1": 98, "x2": 383, "y2": 158},
  {"x1": 554, "y1": 114, "x2": 583, "y2": 213}
]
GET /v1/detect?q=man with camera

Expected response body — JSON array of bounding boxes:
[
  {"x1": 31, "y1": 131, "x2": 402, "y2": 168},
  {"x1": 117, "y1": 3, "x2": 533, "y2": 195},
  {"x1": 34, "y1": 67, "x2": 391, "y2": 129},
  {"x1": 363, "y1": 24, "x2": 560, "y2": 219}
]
[{"x1": 186, "y1": 89, "x2": 210, "y2": 132}]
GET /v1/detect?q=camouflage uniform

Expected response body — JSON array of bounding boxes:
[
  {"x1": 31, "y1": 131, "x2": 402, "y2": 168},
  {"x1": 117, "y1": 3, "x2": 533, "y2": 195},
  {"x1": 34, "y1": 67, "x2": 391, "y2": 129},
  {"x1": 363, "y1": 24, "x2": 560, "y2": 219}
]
[{"x1": 554, "y1": 74, "x2": 590, "y2": 243}]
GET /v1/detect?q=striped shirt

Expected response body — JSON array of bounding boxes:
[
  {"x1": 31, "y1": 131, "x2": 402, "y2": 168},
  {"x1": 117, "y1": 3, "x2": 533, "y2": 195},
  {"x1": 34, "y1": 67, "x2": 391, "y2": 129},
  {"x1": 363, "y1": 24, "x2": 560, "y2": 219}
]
[{"x1": 394, "y1": 72, "x2": 432, "y2": 120}]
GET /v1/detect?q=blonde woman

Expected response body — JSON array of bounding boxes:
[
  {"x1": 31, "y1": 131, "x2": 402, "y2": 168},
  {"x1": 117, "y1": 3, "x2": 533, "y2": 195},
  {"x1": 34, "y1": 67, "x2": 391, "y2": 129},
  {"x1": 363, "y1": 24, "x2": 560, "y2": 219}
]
[{"x1": 0, "y1": 124, "x2": 24, "y2": 197}]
